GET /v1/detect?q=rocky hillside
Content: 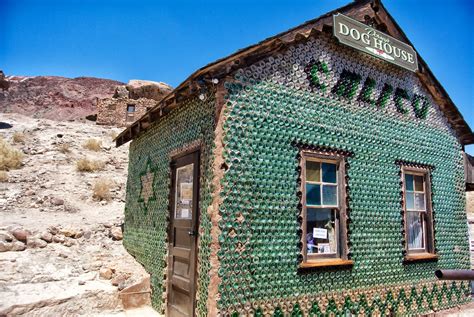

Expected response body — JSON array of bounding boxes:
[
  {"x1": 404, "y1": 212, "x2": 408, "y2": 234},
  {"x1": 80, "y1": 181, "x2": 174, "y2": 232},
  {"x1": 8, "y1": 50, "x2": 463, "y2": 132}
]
[
  {"x1": 0, "y1": 74, "x2": 123, "y2": 121},
  {"x1": 0, "y1": 113, "x2": 158, "y2": 316}
]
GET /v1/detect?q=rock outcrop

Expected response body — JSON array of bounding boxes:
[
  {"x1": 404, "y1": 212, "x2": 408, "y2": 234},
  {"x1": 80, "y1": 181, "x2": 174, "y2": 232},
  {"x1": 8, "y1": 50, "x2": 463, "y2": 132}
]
[
  {"x1": 0, "y1": 74, "x2": 123, "y2": 121},
  {"x1": 0, "y1": 70, "x2": 10, "y2": 91},
  {"x1": 125, "y1": 79, "x2": 172, "y2": 101}
]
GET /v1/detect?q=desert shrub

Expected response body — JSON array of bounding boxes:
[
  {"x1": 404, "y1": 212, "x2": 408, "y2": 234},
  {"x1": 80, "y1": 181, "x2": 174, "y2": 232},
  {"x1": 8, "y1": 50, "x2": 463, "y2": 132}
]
[
  {"x1": 57, "y1": 143, "x2": 71, "y2": 154},
  {"x1": 76, "y1": 158, "x2": 105, "y2": 172},
  {"x1": 83, "y1": 138, "x2": 102, "y2": 151},
  {"x1": 12, "y1": 132, "x2": 25, "y2": 144},
  {"x1": 92, "y1": 178, "x2": 113, "y2": 201},
  {"x1": 0, "y1": 137, "x2": 23, "y2": 171},
  {"x1": 0, "y1": 171, "x2": 8, "y2": 182}
]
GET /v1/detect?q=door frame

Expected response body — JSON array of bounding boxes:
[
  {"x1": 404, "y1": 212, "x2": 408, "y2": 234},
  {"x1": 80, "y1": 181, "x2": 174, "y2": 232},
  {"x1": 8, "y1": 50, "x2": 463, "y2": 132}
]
[{"x1": 166, "y1": 148, "x2": 200, "y2": 316}]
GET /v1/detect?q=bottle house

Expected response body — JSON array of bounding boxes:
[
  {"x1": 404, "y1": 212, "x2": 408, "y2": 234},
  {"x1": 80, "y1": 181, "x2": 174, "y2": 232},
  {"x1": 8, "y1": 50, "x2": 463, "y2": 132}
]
[{"x1": 116, "y1": 0, "x2": 474, "y2": 315}]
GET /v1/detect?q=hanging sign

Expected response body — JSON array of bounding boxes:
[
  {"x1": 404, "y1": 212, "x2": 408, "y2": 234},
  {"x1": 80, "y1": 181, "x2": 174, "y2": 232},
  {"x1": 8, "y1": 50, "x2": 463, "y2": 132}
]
[{"x1": 333, "y1": 14, "x2": 418, "y2": 72}]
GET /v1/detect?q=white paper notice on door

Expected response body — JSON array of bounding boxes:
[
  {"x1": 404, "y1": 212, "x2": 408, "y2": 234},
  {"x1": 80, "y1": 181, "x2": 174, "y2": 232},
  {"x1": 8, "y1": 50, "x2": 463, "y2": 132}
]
[
  {"x1": 180, "y1": 182, "x2": 193, "y2": 203},
  {"x1": 180, "y1": 208, "x2": 190, "y2": 219},
  {"x1": 313, "y1": 228, "x2": 327, "y2": 239}
]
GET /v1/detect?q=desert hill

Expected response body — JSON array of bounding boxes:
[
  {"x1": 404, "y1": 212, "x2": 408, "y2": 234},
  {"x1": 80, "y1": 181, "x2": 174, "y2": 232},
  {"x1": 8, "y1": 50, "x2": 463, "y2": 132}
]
[{"x1": 0, "y1": 74, "x2": 123, "y2": 121}]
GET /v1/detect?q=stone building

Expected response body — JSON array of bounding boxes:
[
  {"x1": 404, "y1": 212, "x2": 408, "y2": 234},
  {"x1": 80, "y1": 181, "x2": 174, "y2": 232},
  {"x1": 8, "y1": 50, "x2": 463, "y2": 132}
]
[
  {"x1": 96, "y1": 80, "x2": 172, "y2": 127},
  {"x1": 116, "y1": 1, "x2": 474, "y2": 316}
]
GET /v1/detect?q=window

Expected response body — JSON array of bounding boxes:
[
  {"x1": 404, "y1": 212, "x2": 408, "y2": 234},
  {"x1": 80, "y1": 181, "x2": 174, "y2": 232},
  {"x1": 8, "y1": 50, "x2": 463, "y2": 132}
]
[
  {"x1": 402, "y1": 167, "x2": 436, "y2": 260},
  {"x1": 127, "y1": 104, "x2": 136, "y2": 113},
  {"x1": 300, "y1": 151, "x2": 352, "y2": 268}
]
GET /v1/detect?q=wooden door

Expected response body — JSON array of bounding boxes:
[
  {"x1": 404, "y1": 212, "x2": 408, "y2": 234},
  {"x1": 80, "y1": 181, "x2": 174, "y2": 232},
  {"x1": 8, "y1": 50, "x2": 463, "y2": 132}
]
[{"x1": 168, "y1": 151, "x2": 199, "y2": 317}]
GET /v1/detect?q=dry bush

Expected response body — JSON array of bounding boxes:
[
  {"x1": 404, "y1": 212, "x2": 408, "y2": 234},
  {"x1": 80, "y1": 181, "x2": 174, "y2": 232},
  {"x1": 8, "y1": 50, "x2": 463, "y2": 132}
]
[
  {"x1": 0, "y1": 171, "x2": 8, "y2": 182},
  {"x1": 92, "y1": 178, "x2": 113, "y2": 201},
  {"x1": 12, "y1": 132, "x2": 25, "y2": 144},
  {"x1": 83, "y1": 138, "x2": 102, "y2": 151},
  {"x1": 57, "y1": 143, "x2": 71, "y2": 154},
  {"x1": 76, "y1": 158, "x2": 105, "y2": 172},
  {"x1": 0, "y1": 137, "x2": 23, "y2": 171}
]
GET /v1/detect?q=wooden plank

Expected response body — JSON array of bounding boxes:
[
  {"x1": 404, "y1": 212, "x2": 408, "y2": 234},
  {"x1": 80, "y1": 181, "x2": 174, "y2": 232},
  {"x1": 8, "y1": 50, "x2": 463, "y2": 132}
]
[
  {"x1": 466, "y1": 153, "x2": 474, "y2": 186},
  {"x1": 299, "y1": 259, "x2": 354, "y2": 269},
  {"x1": 172, "y1": 246, "x2": 191, "y2": 259},
  {"x1": 404, "y1": 253, "x2": 438, "y2": 263},
  {"x1": 214, "y1": 79, "x2": 227, "y2": 125}
]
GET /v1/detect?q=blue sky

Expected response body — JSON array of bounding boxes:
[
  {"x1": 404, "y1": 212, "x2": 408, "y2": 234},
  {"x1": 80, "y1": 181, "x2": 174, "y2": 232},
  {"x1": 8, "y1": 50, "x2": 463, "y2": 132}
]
[{"x1": 1, "y1": 0, "x2": 473, "y2": 152}]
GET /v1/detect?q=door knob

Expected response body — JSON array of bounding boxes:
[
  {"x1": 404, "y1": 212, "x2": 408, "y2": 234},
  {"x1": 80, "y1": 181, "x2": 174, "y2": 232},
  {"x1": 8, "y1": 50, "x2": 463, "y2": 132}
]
[{"x1": 188, "y1": 230, "x2": 196, "y2": 236}]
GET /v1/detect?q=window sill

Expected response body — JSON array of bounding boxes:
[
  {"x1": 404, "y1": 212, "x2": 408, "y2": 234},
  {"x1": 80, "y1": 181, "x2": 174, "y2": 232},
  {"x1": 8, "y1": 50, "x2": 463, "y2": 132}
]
[
  {"x1": 299, "y1": 259, "x2": 354, "y2": 269},
  {"x1": 404, "y1": 253, "x2": 438, "y2": 263}
]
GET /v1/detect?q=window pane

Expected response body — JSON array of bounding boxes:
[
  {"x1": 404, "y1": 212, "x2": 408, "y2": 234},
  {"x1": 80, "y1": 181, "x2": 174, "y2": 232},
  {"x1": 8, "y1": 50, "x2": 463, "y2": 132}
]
[
  {"x1": 415, "y1": 193, "x2": 426, "y2": 210},
  {"x1": 306, "y1": 161, "x2": 320, "y2": 182},
  {"x1": 405, "y1": 174, "x2": 414, "y2": 191},
  {"x1": 407, "y1": 212, "x2": 424, "y2": 250},
  {"x1": 322, "y1": 163, "x2": 337, "y2": 183},
  {"x1": 322, "y1": 185, "x2": 338, "y2": 206},
  {"x1": 306, "y1": 208, "x2": 336, "y2": 255},
  {"x1": 306, "y1": 183, "x2": 321, "y2": 206},
  {"x1": 175, "y1": 164, "x2": 194, "y2": 219},
  {"x1": 406, "y1": 192, "x2": 414, "y2": 210},
  {"x1": 414, "y1": 175, "x2": 424, "y2": 191}
]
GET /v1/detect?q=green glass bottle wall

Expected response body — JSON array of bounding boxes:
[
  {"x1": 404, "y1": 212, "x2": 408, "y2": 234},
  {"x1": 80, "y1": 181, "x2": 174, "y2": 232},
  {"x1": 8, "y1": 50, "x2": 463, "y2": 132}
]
[
  {"x1": 122, "y1": 32, "x2": 471, "y2": 316},
  {"x1": 218, "y1": 34, "x2": 470, "y2": 315},
  {"x1": 123, "y1": 94, "x2": 216, "y2": 315}
]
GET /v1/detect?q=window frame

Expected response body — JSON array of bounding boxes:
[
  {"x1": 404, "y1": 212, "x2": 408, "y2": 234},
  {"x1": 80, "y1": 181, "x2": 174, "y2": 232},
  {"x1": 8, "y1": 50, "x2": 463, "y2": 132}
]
[
  {"x1": 127, "y1": 104, "x2": 136, "y2": 113},
  {"x1": 300, "y1": 150, "x2": 352, "y2": 268},
  {"x1": 401, "y1": 166, "x2": 437, "y2": 261}
]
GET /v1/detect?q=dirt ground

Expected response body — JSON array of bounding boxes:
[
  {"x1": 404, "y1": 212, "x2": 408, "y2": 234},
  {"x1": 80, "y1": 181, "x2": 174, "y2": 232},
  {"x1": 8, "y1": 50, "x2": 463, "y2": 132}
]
[{"x1": 0, "y1": 113, "x2": 150, "y2": 316}]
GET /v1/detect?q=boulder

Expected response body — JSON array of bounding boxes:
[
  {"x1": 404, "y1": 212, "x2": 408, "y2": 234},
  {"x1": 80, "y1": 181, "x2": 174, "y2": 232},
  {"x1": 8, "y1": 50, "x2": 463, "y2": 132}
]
[
  {"x1": 52, "y1": 235, "x2": 65, "y2": 243},
  {"x1": 40, "y1": 232, "x2": 53, "y2": 243},
  {"x1": 110, "y1": 227, "x2": 123, "y2": 241},
  {"x1": 126, "y1": 80, "x2": 172, "y2": 101},
  {"x1": 48, "y1": 226, "x2": 59, "y2": 235},
  {"x1": 113, "y1": 85, "x2": 129, "y2": 98},
  {"x1": 63, "y1": 238, "x2": 76, "y2": 247},
  {"x1": 26, "y1": 237, "x2": 47, "y2": 248},
  {"x1": 10, "y1": 228, "x2": 29, "y2": 242},
  {"x1": 24, "y1": 189, "x2": 36, "y2": 196},
  {"x1": 64, "y1": 202, "x2": 79, "y2": 213},
  {"x1": 51, "y1": 197, "x2": 64, "y2": 206},
  {"x1": 112, "y1": 274, "x2": 130, "y2": 290},
  {"x1": 11, "y1": 241, "x2": 26, "y2": 251},
  {"x1": 60, "y1": 228, "x2": 75, "y2": 237},
  {"x1": 99, "y1": 267, "x2": 114, "y2": 280},
  {"x1": 0, "y1": 231, "x2": 14, "y2": 242},
  {"x1": 0, "y1": 241, "x2": 12, "y2": 252},
  {"x1": 83, "y1": 230, "x2": 92, "y2": 239},
  {"x1": 60, "y1": 227, "x2": 82, "y2": 238}
]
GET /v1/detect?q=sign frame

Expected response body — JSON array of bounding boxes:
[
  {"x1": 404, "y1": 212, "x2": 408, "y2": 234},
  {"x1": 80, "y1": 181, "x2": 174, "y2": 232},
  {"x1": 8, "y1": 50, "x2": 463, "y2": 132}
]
[{"x1": 333, "y1": 13, "x2": 418, "y2": 72}]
